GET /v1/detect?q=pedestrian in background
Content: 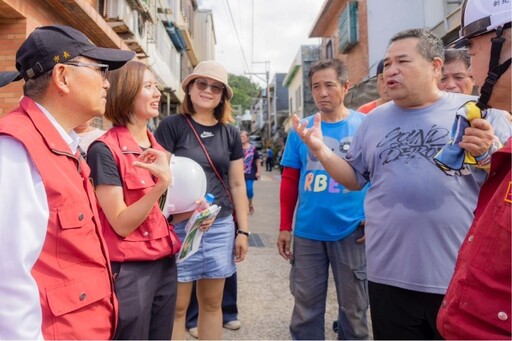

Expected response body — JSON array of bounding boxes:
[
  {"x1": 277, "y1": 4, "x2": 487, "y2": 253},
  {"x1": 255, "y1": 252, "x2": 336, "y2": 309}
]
[
  {"x1": 438, "y1": 48, "x2": 476, "y2": 95},
  {"x1": 357, "y1": 59, "x2": 391, "y2": 114},
  {"x1": 438, "y1": 48, "x2": 511, "y2": 144},
  {"x1": 0, "y1": 25, "x2": 134, "y2": 339},
  {"x1": 276, "y1": 144, "x2": 285, "y2": 174},
  {"x1": 75, "y1": 118, "x2": 105, "y2": 153},
  {"x1": 241, "y1": 129, "x2": 262, "y2": 215},
  {"x1": 277, "y1": 59, "x2": 369, "y2": 340},
  {"x1": 155, "y1": 60, "x2": 249, "y2": 340},
  {"x1": 265, "y1": 146, "x2": 274, "y2": 171},
  {"x1": 86, "y1": 61, "x2": 181, "y2": 340},
  {"x1": 437, "y1": 0, "x2": 511, "y2": 338},
  {"x1": 292, "y1": 28, "x2": 506, "y2": 339}
]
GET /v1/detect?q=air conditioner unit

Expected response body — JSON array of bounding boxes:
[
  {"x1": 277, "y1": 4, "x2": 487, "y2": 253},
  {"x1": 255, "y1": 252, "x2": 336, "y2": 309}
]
[
  {"x1": 125, "y1": 10, "x2": 149, "y2": 57},
  {"x1": 104, "y1": 0, "x2": 149, "y2": 57},
  {"x1": 104, "y1": 0, "x2": 136, "y2": 34}
]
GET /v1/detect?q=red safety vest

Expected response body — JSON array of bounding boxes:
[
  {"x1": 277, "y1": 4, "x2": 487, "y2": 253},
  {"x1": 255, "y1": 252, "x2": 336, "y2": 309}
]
[
  {"x1": 95, "y1": 126, "x2": 181, "y2": 262},
  {"x1": 438, "y1": 139, "x2": 512, "y2": 339},
  {"x1": 0, "y1": 97, "x2": 117, "y2": 339}
]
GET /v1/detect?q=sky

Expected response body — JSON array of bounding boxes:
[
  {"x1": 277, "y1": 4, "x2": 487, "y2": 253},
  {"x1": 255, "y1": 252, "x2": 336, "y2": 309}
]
[{"x1": 197, "y1": 0, "x2": 325, "y2": 86}]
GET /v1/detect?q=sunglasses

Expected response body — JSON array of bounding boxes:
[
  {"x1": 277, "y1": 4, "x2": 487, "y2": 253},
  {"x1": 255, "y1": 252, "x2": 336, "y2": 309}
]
[
  {"x1": 194, "y1": 79, "x2": 224, "y2": 95},
  {"x1": 65, "y1": 62, "x2": 109, "y2": 79}
]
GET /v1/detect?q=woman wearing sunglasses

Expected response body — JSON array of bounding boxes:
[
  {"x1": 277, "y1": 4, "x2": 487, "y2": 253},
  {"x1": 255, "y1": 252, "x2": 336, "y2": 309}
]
[
  {"x1": 86, "y1": 61, "x2": 182, "y2": 339},
  {"x1": 155, "y1": 60, "x2": 250, "y2": 340}
]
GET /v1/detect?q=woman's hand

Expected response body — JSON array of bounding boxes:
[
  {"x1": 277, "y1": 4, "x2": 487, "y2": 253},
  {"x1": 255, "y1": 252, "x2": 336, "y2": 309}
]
[
  {"x1": 234, "y1": 233, "x2": 249, "y2": 262},
  {"x1": 133, "y1": 148, "x2": 172, "y2": 188},
  {"x1": 199, "y1": 217, "x2": 215, "y2": 232}
]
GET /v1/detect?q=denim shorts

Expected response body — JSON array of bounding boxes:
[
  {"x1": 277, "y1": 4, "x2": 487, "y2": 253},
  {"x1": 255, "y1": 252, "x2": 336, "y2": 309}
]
[{"x1": 174, "y1": 215, "x2": 236, "y2": 282}]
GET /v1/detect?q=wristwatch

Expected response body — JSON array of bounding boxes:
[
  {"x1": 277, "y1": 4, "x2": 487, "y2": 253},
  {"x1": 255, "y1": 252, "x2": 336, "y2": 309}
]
[{"x1": 237, "y1": 230, "x2": 251, "y2": 237}]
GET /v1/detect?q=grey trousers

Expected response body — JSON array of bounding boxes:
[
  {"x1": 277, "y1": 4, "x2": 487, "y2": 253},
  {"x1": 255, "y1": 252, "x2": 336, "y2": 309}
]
[
  {"x1": 112, "y1": 257, "x2": 177, "y2": 340},
  {"x1": 289, "y1": 226, "x2": 369, "y2": 340}
]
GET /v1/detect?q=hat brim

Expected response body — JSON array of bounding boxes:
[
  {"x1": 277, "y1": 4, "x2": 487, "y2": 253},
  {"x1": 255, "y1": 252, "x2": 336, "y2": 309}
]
[
  {"x1": 449, "y1": 36, "x2": 469, "y2": 48},
  {"x1": 81, "y1": 47, "x2": 136, "y2": 71},
  {"x1": 0, "y1": 71, "x2": 22, "y2": 88},
  {"x1": 182, "y1": 73, "x2": 233, "y2": 100}
]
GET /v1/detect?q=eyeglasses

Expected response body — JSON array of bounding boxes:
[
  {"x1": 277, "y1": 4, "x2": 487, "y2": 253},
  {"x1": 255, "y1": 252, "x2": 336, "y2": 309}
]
[
  {"x1": 194, "y1": 79, "x2": 224, "y2": 95},
  {"x1": 65, "y1": 62, "x2": 109, "y2": 79}
]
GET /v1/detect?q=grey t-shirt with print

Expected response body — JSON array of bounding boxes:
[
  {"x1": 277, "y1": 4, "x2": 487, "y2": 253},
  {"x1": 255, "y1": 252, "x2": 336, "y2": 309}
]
[{"x1": 344, "y1": 92, "x2": 495, "y2": 295}]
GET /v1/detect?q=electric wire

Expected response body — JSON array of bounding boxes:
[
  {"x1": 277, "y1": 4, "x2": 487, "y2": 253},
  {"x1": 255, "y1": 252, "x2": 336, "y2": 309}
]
[{"x1": 223, "y1": 0, "x2": 251, "y2": 73}]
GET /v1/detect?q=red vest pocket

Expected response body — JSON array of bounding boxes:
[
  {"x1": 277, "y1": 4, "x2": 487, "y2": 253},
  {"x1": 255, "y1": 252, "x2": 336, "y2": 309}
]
[
  {"x1": 45, "y1": 269, "x2": 111, "y2": 316},
  {"x1": 55, "y1": 203, "x2": 100, "y2": 268},
  {"x1": 57, "y1": 203, "x2": 93, "y2": 229},
  {"x1": 43, "y1": 270, "x2": 114, "y2": 339},
  {"x1": 124, "y1": 171, "x2": 154, "y2": 190}
]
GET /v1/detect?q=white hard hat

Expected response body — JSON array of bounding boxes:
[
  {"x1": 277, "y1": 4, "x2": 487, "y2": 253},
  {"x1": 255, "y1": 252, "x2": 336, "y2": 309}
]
[
  {"x1": 162, "y1": 155, "x2": 207, "y2": 216},
  {"x1": 453, "y1": 0, "x2": 511, "y2": 109},
  {"x1": 458, "y1": 0, "x2": 511, "y2": 41}
]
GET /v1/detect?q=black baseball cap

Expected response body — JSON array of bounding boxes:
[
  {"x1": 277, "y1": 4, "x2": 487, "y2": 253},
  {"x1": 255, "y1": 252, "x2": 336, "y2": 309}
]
[
  {"x1": 0, "y1": 25, "x2": 135, "y2": 87},
  {"x1": 0, "y1": 71, "x2": 22, "y2": 87}
]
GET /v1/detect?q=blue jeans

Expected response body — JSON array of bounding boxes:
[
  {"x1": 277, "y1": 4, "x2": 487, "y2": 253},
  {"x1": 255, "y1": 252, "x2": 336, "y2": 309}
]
[
  {"x1": 289, "y1": 227, "x2": 369, "y2": 340},
  {"x1": 185, "y1": 272, "x2": 238, "y2": 328},
  {"x1": 245, "y1": 179, "x2": 255, "y2": 199}
]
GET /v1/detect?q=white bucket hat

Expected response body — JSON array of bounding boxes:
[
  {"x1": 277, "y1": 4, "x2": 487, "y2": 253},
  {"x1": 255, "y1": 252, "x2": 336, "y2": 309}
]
[{"x1": 181, "y1": 60, "x2": 233, "y2": 100}]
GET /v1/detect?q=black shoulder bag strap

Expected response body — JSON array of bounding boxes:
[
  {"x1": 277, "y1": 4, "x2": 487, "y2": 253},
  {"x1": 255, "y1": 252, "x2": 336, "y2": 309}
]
[{"x1": 183, "y1": 114, "x2": 239, "y2": 229}]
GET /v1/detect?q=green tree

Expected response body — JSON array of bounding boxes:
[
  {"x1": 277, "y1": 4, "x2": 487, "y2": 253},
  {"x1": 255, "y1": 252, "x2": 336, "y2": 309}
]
[{"x1": 229, "y1": 74, "x2": 260, "y2": 117}]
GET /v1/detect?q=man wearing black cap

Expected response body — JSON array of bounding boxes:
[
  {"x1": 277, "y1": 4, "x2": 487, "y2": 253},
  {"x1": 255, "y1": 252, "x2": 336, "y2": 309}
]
[{"x1": 0, "y1": 25, "x2": 134, "y2": 339}]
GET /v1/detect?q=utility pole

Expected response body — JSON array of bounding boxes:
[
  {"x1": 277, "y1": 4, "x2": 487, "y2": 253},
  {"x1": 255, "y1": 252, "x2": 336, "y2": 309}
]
[{"x1": 248, "y1": 61, "x2": 271, "y2": 144}]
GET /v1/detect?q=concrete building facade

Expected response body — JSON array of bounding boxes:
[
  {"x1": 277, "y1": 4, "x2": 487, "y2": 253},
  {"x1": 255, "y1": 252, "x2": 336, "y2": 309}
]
[
  {"x1": 281, "y1": 45, "x2": 320, "y2": 133},
  {"x1": 0, "y1": 0, "x2": 216, "y2": 124},
  {"x1": 307, "y1": 0, "x2": 463, "y2": 108},
  {"x1": 283, "y1": 45, "x2": 320, "y2": 119}
]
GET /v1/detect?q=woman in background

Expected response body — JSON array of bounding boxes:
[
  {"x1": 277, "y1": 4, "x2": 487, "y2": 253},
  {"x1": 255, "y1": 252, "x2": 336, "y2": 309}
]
[
  {"x1": 87, "y1": 61, "x2": 181, "y2": 339},
  {"x1": 240, "y1": 129, "x2": 261, "y2": 214}
]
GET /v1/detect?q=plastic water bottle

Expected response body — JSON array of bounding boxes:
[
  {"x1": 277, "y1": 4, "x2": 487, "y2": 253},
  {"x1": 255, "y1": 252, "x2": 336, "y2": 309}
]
[
  {"x1": 197, "y1": 193, "x2": 214, "y2": 212},
  {"x1": 178, "y1": 193, "x2": 221, "y2": 263},
  {"x1": 204, "y1": 193, "x2": 215, "y2": 206},
  {"x1": 185, "y1": 193, "x2": 215, "y2": 234}
]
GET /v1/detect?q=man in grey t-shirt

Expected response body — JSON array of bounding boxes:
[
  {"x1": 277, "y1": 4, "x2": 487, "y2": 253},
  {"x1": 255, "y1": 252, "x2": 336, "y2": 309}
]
[{"x1": 291, "y1": 28, "x2": 505, "y2": 339}]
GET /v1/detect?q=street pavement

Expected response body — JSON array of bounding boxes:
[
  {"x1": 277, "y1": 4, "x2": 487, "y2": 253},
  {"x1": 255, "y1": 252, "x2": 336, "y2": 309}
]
[{"x1": 191, "y1": 169, "x2": 341, "y2": 340}]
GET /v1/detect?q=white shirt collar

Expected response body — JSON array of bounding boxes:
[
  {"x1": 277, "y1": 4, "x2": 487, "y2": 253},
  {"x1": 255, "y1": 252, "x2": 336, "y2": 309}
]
[{"x1": 34, "y1": 102, "x2": 80, "y2": 154}]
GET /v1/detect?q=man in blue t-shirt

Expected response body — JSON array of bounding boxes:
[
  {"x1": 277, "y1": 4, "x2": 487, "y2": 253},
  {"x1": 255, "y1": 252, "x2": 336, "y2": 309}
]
[{"x1": 277, "y1": 59, "x2": 369, "y2": 340}]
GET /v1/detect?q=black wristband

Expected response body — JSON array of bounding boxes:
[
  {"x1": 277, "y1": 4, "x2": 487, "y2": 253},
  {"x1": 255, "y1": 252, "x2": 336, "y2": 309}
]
[{"x1": 237, "y1": 230, "x2": 251, "y2": 237}]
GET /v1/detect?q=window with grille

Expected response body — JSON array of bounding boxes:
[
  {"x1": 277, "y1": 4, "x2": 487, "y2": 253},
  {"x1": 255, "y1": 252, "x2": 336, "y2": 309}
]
[{"x1": 338, "y1": 1, "x2": 359, "y2": 53}]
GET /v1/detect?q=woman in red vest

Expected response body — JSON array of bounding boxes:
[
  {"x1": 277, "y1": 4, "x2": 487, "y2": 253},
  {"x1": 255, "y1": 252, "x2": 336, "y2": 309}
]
[{"x1": 86, "y1": 61, "x2": 181, "y2": 339}]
